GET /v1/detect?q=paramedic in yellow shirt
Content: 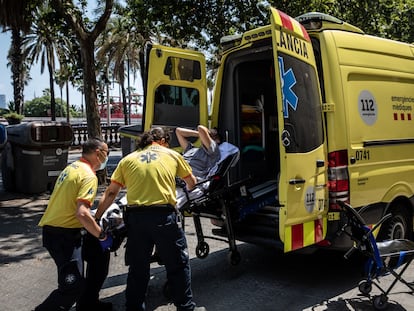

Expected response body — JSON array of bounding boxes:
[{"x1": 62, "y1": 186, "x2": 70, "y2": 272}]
[
  {"x1": 95, "y1": 127, "x2": 208, "y2": 311},
  {"x1": 35, "y1": 138, "x2": 113, "y2": 311}
]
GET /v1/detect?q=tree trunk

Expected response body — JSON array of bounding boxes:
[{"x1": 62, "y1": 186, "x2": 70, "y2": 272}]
[
  {"x1": 48, "y1": 60, "x2": 56, "y2": 121},
  {"x1": 80, "y1": 38, "x2": 101, "y2": 138},
  {"x1": 10, "y1": 28, "x2": 24, "y2": 114},
  {"x1": 119, "y1": 73, "x2": 128, "y2": 125},
  {"x1": 66, "y1": 82, "x2": 70, "y2": 123}
]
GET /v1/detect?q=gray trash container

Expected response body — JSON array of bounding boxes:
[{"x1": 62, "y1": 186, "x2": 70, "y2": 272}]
[
  {"x1": 1, "y1": 121, "x2": 73, "y2": 194},
  {"x1": 0, "y1": 123, "x2": 6, "y2": 149},
  {"x1": 118, "y1": 124, "x2": 142, "y2": 157}
]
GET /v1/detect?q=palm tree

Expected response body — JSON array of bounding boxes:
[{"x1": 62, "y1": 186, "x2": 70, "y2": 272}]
[
  {"x1": 97, "y1": 16, "x2": 143, "y2": 125},
  {"x1": 7, "y1": 29, "x2": 26, "y2": 114},
  {"x1": 22, "y1": 4, "x2": 65, "y2": 120},
  {"x1": 50, "y1": 0, "x2": 114, "y2": 138},
  {"x1": 0, "y1": 0, "x2": 40, "y2": 114}
]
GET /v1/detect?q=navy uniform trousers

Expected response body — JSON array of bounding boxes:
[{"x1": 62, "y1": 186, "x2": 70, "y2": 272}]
[
  {"x1": 125, "y1": 208, "x2": 196, "y2": 311},
  {"x1": 35, "y1": 227, "x2": 110, "y2": 311}
]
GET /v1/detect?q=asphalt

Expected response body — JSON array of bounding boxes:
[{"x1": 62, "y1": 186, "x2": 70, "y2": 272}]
[{"x1": 1, "y1": 149, "x2": 414, "y2": 311}]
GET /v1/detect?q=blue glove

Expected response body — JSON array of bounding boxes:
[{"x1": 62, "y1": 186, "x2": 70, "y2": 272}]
[{"x1": 99, "y1": 232, "x2": 113, "y2": 252}]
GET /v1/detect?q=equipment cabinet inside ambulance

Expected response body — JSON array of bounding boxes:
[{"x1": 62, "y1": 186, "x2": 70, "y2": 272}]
[{"x1": 141, "y1": 7, "x2": 414, "y2": 254}]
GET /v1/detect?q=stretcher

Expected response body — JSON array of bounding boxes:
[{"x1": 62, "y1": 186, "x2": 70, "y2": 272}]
[
  {"x1": 178, "y1": 142, "x2": 279, "y2": 265},
  {"x1": 102, "y1": 141, "x2": 279, "y2": 266}
]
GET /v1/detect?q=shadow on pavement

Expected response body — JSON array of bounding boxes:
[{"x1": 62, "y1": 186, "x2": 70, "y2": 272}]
[{"x1": 0, "y1": 191, "x2": 49, "y2": 264}]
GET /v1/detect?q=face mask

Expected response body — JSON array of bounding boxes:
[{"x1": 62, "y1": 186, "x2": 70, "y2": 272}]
[{"x1": 98, "y1": 156, "x2": 108, "y2": 171}]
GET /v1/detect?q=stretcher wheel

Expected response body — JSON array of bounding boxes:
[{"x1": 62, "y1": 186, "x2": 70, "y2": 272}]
[
  {"x1": 373, "y1": 294, "x2": 388, "y2": 310},
  {"x1": 195, "y1": 241, "x2": 210, "y2": 259},
  {"x1": 228, "y1": 250, "x2": 241, "y2": 265},
  {"x1": 358, "y1": 280, "x2": 372, "y2": 295}
]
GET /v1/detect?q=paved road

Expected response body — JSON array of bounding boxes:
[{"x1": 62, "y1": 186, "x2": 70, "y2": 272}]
[{"x1": 1, "y1": 149, "x2": 414, "y2": 310}]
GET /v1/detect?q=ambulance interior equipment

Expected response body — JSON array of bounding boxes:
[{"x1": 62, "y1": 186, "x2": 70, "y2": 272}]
[
  {"x1": 176, "y1": 139, "x2": 280, "y2": 265},
  {"x1": 338, "y1": 201, "x2": 414, "y2": 310}
]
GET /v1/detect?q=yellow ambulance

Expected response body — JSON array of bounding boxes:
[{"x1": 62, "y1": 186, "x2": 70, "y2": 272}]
[{"x1": 139, "y1": 7, "x2": 414, "y2": 254}]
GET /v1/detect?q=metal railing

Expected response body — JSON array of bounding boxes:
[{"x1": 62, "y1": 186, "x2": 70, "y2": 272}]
[{"x1": 71, "y1": 123, "x2": 122, "y2": 147}]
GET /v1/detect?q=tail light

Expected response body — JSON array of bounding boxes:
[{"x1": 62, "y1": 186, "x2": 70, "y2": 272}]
[{"x1": 328, "y1": 150, "x2": 349, "y2": 210}]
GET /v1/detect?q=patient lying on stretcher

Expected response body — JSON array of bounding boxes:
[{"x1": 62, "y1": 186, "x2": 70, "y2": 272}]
[
  {"x1": 114, "y1": 125, "x2": 238, "y2": 211},
  {"x1": 176, "y1": 141, "x2": 239, "y2": 209}
]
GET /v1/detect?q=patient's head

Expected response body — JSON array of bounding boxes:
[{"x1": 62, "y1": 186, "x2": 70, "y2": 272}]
[{"x1": 209, "y1": 127, "x2": 221, "y2": 144}]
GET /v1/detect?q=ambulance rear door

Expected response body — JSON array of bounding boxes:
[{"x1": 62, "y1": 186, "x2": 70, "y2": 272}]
[
  {"x1": 141, "y1": 43, "x2": 208, "y2": 148},
  {"x1": 270, "y1": 8, "x2": 328, "y2": 252}
]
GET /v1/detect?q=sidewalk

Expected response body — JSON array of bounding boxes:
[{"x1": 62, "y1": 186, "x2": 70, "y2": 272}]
[{"x1": 1, "y1": 150, "x2": 414, "y2": 311}]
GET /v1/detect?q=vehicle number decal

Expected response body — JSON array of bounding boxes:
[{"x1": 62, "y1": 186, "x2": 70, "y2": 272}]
[
  {"x1": 358, "y1": 90, "x2": 378, "y2": 125},
  {"x1": 305, "y1": 186, "x2": 315, "y2": 213},
  {"x1": 355, "y1": 149, "x2": 370, "y2": 161}
]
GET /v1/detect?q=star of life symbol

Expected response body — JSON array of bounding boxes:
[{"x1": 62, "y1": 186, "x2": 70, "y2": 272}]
[
  {"x1": 140, "y1": 151, "x2": 158, "y2": 163},
  {"x1": 64, "y1": 273, "x2": 76, "y2": 285},
  {"x1": 278, "y1": 56, "x2": 298, "y2": 118},
  {"x1": 57, "y1": 171, "x2": 68, "y2": 184}
]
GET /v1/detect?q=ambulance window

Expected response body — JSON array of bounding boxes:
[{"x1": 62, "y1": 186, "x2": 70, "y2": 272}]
[
  {"x1": 153, "y1": 84, "x2": 200, "y2": 127},
  {"x1": 278, "y1": 53, "x2": 323, "y2": 153},
  {"x1": 164, "y1": 57, "x2": 201, "y2": 82},
  {"x1": 310, "y1": 38, "x2": 325, "y2": 103}
]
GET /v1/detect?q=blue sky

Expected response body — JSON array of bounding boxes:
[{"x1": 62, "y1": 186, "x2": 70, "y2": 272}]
[
  {"x1": 0, "y1": 30, "x2": 142, "y2": 110},
  {"x1": 0, "y1": 31, "x2": 84, "y2": 108}
]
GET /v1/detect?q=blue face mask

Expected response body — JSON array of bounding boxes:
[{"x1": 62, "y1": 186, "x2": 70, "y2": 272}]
[{"x1": 98, "y1": 156, "x2": 108, "y2": 171}]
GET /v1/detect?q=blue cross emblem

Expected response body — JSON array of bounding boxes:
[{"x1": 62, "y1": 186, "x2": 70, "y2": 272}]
[
  {"x1": 278, "y1": 56, "x2": 298, "y2": 118},
  {"x1": 140, "y1": 151, "x2": 158, "y2": 163}
]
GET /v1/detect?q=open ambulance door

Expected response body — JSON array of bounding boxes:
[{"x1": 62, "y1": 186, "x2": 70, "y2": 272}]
[
  {"x1": 270, "y1": 8, "x2": 328, "y2": 252},
  {"x1": 141, "y1": 43, "x2": 208, "y2": 148}
]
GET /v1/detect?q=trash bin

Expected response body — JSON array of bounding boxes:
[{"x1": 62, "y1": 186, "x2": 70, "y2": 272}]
[
  {"x1": 118, "y1": 124, "x2": 142, "y2": 157},
  {"x1": 1, "y1": 121, "x2": 73, "y2": 194},
  {"x1": 0, "y1": 123, "x2": 6, "y2": 149}
]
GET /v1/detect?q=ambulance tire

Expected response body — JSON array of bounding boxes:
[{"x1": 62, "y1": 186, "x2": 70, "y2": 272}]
[
  {"x1": 372, "y1": 294, "x2": 388, "y2": 310},
  {"x1": 378, "y1": 205, "x2": 410, "y2": 241}
]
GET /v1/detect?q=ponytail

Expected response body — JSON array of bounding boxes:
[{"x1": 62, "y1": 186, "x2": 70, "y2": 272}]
[{"x1": 138, "y1": 127, "x2": 170, "y2": 149}]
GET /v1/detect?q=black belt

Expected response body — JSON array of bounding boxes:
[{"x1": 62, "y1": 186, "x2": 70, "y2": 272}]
[
  {"x1": 43, "y1": 225, "x2": 82, "y2": 234},
  {"x1": 42, "y1": 225, "x2": 84, "y2": 239},
  {"x1": 126, "y1": 204, "x2": 176, "y2": 213}
]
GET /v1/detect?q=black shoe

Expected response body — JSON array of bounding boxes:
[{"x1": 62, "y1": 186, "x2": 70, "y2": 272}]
[{"x1": 76, "y1": 300, "x2": 112, "y2": 311}]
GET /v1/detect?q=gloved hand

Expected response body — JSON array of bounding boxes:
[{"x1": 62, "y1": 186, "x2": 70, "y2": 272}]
[{"x1": 99, "y1": 232, "x2": 113, "y2": 252}]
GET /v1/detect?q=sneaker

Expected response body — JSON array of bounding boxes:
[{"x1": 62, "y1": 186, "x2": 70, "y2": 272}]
[{"x1": 194, "y1": 307, "x2": 207, "y2": 311}]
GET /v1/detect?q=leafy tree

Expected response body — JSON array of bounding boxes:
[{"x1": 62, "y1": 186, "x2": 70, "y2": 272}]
[
  {"x1": 50, "y1": 0, "x2": 114, "y2": 138},
  {"x1": 97, "y1": 16, "x2": 143, "y2": 125},
  {"x1": 23, "y1": 4, "x2": 71, "y2": 121},
  {"x1": 24, "y1": 89, "x2": 67, "y2": 117},
  {"x1": 0, "y1": 0, "x2": 41, "y2": 114}
]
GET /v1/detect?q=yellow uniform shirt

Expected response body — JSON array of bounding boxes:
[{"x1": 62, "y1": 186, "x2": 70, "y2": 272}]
[
  {"x1": 38, "y1": 158, "x2": 98, "y2": 229},
  {"x1": 111, "y1": 143, "x2": 192, "y2": 206}
]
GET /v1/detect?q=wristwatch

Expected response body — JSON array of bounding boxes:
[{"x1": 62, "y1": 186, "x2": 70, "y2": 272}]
[{"x1": 98, "y1": 229, "x2": 106, "y2": 240}]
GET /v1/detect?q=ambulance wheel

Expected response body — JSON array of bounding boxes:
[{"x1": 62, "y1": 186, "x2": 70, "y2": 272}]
[
  {"x1": 373, "y1": 294, "x2": 388, "y2": 310},
  {"x1": 195, "y1": 241, "x2": 209, "y2": 259},
  {"x1": 378, "y1": 205, "x2": 410, "y2": 240},
  {"x1": 358, "y1": 280, "x2": 372, "y2": 295},
  {"x1": 228, "y1": 250, "x2": 241, "y2": 265}
]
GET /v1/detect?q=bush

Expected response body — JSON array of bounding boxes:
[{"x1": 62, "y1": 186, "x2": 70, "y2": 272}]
[{"x1": 3, "y1": 112, "x2": 24, "y2": 124}]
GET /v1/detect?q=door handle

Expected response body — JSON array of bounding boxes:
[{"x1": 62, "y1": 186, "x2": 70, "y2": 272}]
[
  {"x1": 289, "y1": 178, "x2": 306, "y2": 185},
  {"x1": 316, "y1": 159, "x2": 325, "y2": 167}
]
